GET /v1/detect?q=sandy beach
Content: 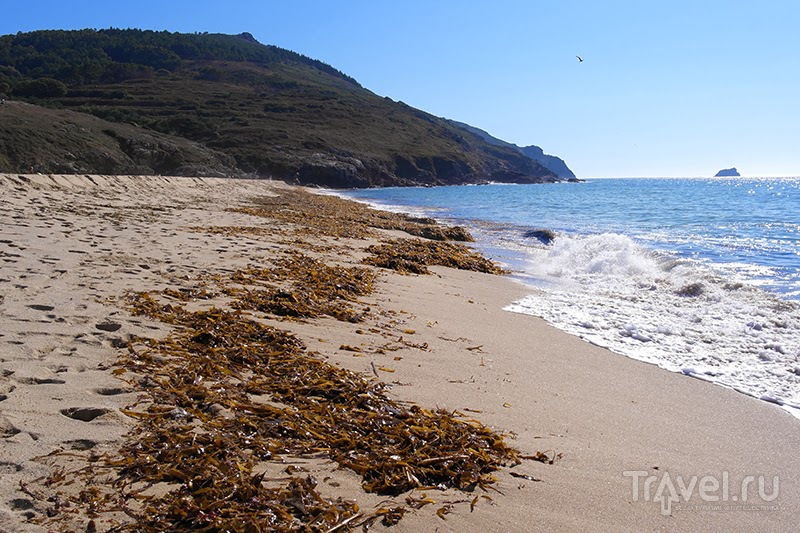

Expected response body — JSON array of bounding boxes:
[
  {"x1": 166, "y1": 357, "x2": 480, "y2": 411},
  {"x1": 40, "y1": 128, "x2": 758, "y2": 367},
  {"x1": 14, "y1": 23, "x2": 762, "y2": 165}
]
[{"x1": 1, "y1": 174, "x2": 798, "y2": 532}]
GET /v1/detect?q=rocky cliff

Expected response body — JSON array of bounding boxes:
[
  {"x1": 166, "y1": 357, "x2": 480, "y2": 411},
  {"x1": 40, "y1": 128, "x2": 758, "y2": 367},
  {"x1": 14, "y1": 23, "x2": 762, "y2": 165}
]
[{"x1": 446, "y1": 120, "x2": 577, "y2": 180}]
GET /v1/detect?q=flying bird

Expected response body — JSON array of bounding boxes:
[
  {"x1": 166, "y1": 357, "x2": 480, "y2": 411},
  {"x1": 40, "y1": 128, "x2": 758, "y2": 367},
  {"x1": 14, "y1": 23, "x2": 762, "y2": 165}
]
[{"x1": 576, "y1": 55, "x2": 584, "y2": 63}]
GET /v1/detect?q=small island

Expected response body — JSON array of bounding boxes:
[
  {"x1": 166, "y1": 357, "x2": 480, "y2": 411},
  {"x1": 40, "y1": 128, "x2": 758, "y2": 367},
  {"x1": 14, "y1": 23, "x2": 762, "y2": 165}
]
[{"x1": 715, "y1": 167, "x2": 741, "y2": 177}]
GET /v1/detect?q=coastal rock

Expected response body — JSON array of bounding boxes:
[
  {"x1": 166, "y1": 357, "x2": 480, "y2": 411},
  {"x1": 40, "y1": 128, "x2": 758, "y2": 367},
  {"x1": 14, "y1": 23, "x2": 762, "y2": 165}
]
[
  {"x1": 715, "y1": 167, "x2": 740, "y2": 177},
  {"x1": 296, "y1": 153, "x2": 370, "y2": 188},
  {"x1": 523, "y1": 228, "x2": 557, "y2": 245},
  {"x1": 519, "y1": 144, "x2": 576, "y2": 181}
]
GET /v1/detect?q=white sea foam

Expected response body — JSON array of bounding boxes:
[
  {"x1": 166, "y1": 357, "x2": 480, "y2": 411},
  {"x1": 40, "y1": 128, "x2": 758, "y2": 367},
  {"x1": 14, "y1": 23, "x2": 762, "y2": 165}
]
[
  {"x1": 337, "y1": 180, "x2": 800, "y2": 419},
  {"x1": 504, "y1": 233, "x2": 800, "y2": 418}
]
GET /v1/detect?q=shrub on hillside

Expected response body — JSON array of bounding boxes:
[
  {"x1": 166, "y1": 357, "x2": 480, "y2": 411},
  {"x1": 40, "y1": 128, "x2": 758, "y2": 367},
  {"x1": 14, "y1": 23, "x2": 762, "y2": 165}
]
[{"x1": 12, "y1": 77, "x2": 68, "y2": 97}]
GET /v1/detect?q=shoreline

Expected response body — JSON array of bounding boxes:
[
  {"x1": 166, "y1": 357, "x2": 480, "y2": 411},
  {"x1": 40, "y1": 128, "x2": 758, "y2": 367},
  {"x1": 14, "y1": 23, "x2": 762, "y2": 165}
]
[
  {"x1": 338, "y1": 182, "x2": 800, "y2": 421},
  {"x1": 0, "y1": 174, "x2": 798, "y2": 532},
  {"x1": 501, "y1": 288, "x2": 800, "y2": 421}
]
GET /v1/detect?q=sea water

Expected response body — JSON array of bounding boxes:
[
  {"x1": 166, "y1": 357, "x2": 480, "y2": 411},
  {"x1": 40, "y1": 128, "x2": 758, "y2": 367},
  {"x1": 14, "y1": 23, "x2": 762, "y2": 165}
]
[{"x1": 340, "y1": 178, "x2": 800, "y2": 418}]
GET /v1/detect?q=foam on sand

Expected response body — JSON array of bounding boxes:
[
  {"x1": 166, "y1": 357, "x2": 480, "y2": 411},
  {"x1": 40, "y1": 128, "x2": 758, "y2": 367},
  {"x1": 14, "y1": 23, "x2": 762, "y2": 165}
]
[{"x1": 506, "y1": 233, "x2": 800, "y2": 417}]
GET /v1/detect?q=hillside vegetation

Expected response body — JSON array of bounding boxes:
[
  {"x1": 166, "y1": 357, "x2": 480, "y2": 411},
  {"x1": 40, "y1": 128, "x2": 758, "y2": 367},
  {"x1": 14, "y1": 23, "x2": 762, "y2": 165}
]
[{"x1": 0, "y1": 29, "x2": 564, "y2": 187}]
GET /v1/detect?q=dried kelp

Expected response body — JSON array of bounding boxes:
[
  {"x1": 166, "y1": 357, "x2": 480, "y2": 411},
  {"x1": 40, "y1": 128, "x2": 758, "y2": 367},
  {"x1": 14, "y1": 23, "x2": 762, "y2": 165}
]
[
  {"x1": 363, "y1": 238, "x2": 505, "y2": 275},
  {"x1": 226, "y1": 252, "x2": 376, "y2": 322},
  {"x1": 101, "y1": 291, "x2": 521, "y2": 530},
  {"x1": 232, "y1": 252, "x2": 376, "y2": 299},
  {"x1": 161, "y1": 286, "x2": 216, "y2": 302},
  {"x1": 232, "y1": 188, "x2": 474, "y2": 241}
]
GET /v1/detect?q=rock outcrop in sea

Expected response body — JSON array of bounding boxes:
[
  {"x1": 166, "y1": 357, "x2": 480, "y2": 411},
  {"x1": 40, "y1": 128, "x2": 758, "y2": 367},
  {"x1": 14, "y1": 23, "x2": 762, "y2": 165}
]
[
  {"x1": 715, "y1": 167, "x2": 741, "y2": 177},
  {"x1": 523, "y1": 228, "x2": 557, "y2": 245}
]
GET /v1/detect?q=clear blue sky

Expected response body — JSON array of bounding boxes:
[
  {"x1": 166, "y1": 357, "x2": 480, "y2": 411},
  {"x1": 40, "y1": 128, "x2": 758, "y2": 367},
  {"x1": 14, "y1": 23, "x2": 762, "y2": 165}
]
[{"x1": 2, "y1": 0, "x2": 798, "y2": 177}]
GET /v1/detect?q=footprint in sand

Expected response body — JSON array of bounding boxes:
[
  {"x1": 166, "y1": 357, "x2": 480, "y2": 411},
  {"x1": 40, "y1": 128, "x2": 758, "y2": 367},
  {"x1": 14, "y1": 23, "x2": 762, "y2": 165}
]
[
  {"x1": 10, "y1": 498, "x2": 34, "y2": 511},
  {"x1": 15, "y1": 376, "x2": 67, "y2": 385},
  {"x1": 0, "y1": 416, "x2": 21, "y2": 437},
  {"x1": 27, "y1": 304, "x2": 55, "y2": 312},
  {"x1": 60, "y1": 407, "x2": 111, "y2": 422},
  {"x1": 93, "y1": 387, "x2": 131, "y2": 396},
  {"x1": 0, "y1": 461, "x2": 23, "y2": 474},
  {"x1": 64, "y1": 438, "x2": 98, "y2": 450},
  {"x1": 110, "y1": 337, "x2": 130, "y2": 349}
]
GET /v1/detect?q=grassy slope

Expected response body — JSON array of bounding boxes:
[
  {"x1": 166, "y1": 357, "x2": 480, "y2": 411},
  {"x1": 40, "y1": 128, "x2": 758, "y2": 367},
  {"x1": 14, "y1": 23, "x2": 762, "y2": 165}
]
[{"x1": 0, "y1": 100, "x2": 237, "y2": 176}]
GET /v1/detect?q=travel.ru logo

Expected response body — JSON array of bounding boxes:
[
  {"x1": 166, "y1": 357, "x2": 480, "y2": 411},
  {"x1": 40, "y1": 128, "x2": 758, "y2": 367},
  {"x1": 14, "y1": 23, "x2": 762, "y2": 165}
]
[{"x1": 623, "y1": 470, "x2": 780, "y2": 515}]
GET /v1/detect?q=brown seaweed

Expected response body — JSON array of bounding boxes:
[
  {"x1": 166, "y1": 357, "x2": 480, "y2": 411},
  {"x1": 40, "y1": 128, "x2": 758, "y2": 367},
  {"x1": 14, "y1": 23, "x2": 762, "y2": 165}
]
[
  {"x1": 232, "y1": 188, "x2": 474, "y2": 241},
  {"x1": 73, "y1": 260, "x2": 519, "y2": 531},
  {"x1": 44, "y1": 273, "x2": 521, "y2": 529},
  {"x1": 363, "y1": 238, "x2": 505, "y2": 275},
  {"x1": 225, "y1": 252, "x2": 376, "y2": 322},
  {"x1": 120, "y1": 297, "x2": 521, "y2": 496}
]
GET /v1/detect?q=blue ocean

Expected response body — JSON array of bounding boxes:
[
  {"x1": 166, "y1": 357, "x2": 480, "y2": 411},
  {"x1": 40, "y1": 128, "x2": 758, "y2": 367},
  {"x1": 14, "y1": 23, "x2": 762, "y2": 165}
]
[{"x1": 339, "y1": 178, "x2": 800, "y2": 418}]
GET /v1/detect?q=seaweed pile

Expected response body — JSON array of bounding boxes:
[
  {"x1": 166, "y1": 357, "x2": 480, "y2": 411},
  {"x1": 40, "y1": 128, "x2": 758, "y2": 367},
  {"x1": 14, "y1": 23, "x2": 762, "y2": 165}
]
[
  {"x1": 233, "y1": 188, "x2": 474, "y2": 241},
  {"x1": 226, "y1": 252, "x2": 376, "y2": 322},
  {"x1": 103, "y1": 278, "x2": 520, "y2": 530},
  {"x1": 363, "y1": 239, "x2": 505, "y2": 275}
]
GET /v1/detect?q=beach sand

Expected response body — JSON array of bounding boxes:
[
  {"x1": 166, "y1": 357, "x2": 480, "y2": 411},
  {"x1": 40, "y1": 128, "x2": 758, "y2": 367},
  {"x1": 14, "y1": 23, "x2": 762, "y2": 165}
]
[{"x1": 0, "y1": 174, "x2": 797, "y2": 532}]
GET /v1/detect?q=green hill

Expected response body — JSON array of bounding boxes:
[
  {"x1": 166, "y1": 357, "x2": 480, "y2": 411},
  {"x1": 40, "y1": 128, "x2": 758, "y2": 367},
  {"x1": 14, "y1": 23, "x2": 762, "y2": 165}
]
[{"x1": 0, "y1": 29, "x2": 561, "y2": 187}]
